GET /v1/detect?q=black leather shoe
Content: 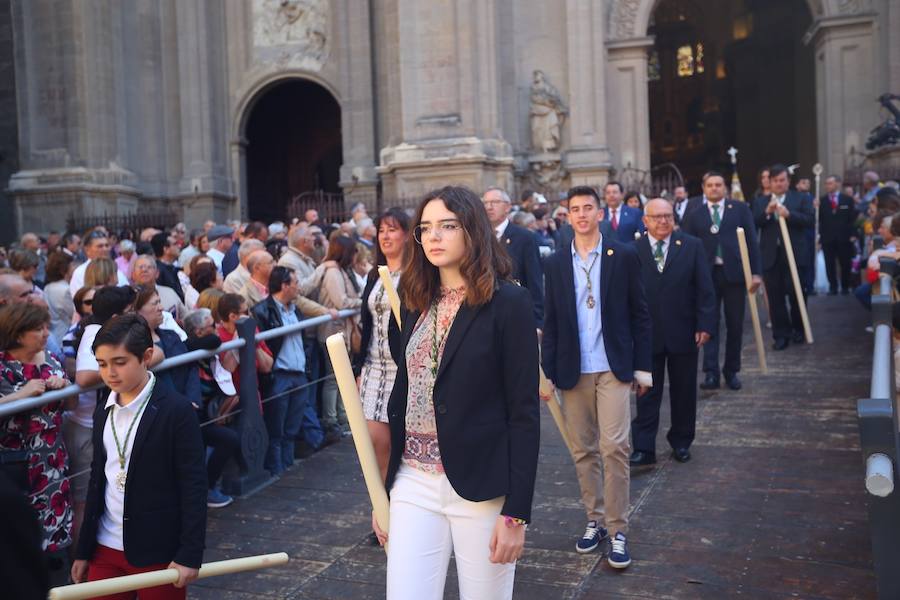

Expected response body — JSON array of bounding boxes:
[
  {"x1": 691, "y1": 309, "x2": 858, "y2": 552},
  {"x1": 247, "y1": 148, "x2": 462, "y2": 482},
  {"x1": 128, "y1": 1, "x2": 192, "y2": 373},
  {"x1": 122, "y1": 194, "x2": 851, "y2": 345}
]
[
  {"x1": 629, "y1": 451, "x2": 656, "y2": 467},
  {"x1": 699, "y1": 372, "x2": 720, "y2": 390},
  {"x1": 672, "y1": 448, "x2": 691, "y2": 463},
  {"x1": 791, "y1": 331, "x2": 805, "y2": 344},
  {"x1": 723, "y1": 373, "x2": 742, "y2": 390},
  {"x1": 773, "y1": 338, "x2": 789, "y2": 351}
]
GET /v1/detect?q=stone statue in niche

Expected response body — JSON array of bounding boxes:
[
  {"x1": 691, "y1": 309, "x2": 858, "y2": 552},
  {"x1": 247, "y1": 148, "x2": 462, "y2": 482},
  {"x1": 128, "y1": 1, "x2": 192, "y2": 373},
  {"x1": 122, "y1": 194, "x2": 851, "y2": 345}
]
[
  {"x1": 530, "y1": 70, "x2": 568, "y2": 153},
  {"x1": 253, "y1": 0, "x2": 329, "y2": 68}
]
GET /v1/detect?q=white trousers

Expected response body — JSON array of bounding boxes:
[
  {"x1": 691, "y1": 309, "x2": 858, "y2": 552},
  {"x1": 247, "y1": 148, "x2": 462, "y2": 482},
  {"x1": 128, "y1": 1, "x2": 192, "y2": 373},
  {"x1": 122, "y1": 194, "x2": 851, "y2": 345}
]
[{"x1": 386, "y1": 464, "x2": 516, "y2": 600}]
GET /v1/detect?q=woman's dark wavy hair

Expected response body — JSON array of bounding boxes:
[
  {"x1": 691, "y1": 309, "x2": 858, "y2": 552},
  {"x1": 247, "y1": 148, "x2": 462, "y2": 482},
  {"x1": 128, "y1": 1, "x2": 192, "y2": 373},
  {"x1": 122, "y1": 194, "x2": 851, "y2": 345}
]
[
  {"x1": 373, "y1": 207, "x2": 410, "y2": 268},
  {"x1": 401, "y1": 186, "x2": 512, "y2": 313}
]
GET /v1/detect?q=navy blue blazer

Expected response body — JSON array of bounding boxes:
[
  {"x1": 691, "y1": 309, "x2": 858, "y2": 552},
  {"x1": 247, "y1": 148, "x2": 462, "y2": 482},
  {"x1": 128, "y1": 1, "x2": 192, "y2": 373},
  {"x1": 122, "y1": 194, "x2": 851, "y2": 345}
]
[
  {"x1": 752, "y1": 191, "x2": 815, "y2": 270},
  {"x1": 501, "y1": 222, "x2": 544, "y2": 328},
  {"x1": 634, "y1": 231, "x2": 716, "y2": 355},
  {"x1": 604, "y1": 205, "x2": 645, "y2": 243},
  {"x1": 681, "y1": 197, "x2": 762, "y2": 284},
  {"x1": 77, "y1": 383, "x2": 207, "y2": 569},
  {"x1": 541, "y1": 237, "x2": 652, "y2": 389},
  {"x1": 385, "y1": 282, "x2": 540, "y2": 522}
]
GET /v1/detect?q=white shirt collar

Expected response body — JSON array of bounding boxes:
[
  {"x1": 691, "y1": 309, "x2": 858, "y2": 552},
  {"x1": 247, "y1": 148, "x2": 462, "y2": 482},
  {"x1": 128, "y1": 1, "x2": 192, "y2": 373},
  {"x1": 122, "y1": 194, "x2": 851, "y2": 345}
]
[
  {"x1": 646, "y1": 233, "x2": 671, "y2": 248},
  {"x1": 570, "y1": 235, "x2": 603, "y2": 258},
  {"x1": 495, "y1": 218, "x2": 510, "y2": 239},
  {"x1": 105, "y1": 372, "x2": 156, "y2": 410}
]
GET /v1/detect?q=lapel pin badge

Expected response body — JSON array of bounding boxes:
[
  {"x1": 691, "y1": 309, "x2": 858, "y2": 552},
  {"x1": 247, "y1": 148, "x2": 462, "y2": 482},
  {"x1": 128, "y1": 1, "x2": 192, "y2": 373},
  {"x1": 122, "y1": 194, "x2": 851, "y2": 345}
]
[
  {"x1": 675, "y1": 239, "x2": 682, "y2": 245},
  {"x1": 607, "y1": 249, "x2": 614, "y2": 256},
  {"x1": 506, "y1": 238, "x2": 511, "y2": 244}
]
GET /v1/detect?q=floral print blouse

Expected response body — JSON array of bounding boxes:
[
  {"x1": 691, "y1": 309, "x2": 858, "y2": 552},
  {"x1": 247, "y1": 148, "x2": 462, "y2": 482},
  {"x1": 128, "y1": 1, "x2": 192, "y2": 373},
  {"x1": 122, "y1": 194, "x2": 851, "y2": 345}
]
[
  {"x1": 402, "y1": 286, "x2": 465, "y2": 474},
  {"x1": 0, "y1": 351, "x2": 73, "y2": 551}
]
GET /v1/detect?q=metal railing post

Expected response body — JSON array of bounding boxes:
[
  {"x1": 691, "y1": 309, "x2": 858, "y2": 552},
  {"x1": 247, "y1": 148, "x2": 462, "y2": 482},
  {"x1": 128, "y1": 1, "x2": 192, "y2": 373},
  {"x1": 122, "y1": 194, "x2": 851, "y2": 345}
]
[
  {"x1": 857, "y1": 258, "x2": 900, "y2": 599},
  {"x1": 222, "y1": 316, "x2": 273, "y2": 496}
]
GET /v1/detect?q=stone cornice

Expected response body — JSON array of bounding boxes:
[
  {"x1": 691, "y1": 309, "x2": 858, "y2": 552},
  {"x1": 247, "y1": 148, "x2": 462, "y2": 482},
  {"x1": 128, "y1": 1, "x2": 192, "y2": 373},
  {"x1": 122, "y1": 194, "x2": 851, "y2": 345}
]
[{"x1": 803, "y1": 13, "x2": 876, "y2": 46}]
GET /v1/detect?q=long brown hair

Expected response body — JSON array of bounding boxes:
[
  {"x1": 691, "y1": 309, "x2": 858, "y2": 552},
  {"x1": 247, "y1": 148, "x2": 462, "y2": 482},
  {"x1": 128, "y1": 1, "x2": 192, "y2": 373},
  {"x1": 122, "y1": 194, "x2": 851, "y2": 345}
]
[{"x1": 401, "y1": 185, "x2": 511, "y2": 313}]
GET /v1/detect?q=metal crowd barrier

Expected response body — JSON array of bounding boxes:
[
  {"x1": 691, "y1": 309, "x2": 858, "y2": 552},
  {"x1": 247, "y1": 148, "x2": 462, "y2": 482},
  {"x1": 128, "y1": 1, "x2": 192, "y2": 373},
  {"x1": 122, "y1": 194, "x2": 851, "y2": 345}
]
[
  {"x1": 0, "y1": 308, "x2": 359, "y2": 497},
  {"x1": 857, "y1": 257, "x2": 900, "y2": 599}
]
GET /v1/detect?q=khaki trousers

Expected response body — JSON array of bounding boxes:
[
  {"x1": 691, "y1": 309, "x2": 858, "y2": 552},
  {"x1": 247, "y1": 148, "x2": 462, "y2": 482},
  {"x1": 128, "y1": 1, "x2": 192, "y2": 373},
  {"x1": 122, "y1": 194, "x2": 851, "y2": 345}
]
[{"x1": 561, "y1": 371, "x2": 631, "y2": 536}]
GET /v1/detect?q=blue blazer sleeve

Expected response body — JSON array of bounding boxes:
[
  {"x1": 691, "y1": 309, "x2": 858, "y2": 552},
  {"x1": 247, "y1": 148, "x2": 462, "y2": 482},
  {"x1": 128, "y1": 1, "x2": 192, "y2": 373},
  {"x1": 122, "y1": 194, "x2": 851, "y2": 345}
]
[
  {"x1": 694, "y1": 241, "x2": 717, "y2": 335},
  {"x1": 521, "y1": 234, "x2": 545, "y2": 328},
  {"x1": 498, "y1": 286, "x2": 540, "y2": 522},
  {"x1": 540, "y1": 257, "x2": 558, "y2": 385},
  {"x1": 626, "y1": 248, "x2": 652, "y2": 372}
]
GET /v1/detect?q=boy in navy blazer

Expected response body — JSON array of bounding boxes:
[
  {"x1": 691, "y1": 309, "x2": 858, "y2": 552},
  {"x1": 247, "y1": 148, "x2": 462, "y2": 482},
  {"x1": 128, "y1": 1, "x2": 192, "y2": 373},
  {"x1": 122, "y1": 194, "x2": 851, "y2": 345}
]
[
  {"x1": 541, "y1": 185, "x2": 652, "y2": 569},
  {"x1": 630, "y1": 200, "x2": 716, "y2": 466}
]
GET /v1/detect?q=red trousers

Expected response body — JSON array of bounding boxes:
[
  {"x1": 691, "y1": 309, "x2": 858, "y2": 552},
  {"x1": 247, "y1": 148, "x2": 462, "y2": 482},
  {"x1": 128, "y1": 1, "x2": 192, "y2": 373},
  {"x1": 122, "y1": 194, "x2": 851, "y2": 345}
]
[{"x1": 87, "y1": 545, "x2": 186, "y2": 600}]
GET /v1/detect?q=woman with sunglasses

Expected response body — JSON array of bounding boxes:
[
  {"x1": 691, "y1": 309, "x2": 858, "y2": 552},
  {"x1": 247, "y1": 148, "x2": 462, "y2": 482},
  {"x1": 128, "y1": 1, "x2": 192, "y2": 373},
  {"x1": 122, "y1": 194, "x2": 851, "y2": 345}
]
[{"x1": 373, "y1": 186, "x2": 540, "y2": 599}]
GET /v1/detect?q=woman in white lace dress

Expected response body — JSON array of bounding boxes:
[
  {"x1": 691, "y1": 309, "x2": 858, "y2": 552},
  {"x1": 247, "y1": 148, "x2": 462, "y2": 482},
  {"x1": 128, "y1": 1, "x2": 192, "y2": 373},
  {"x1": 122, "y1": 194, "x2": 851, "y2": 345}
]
[{"x1": 354, "y1": 207, "x2": 410, "y2": 481}]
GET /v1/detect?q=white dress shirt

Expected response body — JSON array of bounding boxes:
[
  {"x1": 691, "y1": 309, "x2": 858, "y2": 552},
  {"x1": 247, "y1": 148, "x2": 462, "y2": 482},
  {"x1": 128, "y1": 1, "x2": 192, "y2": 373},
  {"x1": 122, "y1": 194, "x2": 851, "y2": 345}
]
[
  {"x1": 704, "y1": 197, "x2": 726, "y2": 265},
  {"x1": 69, "y1": 259, "x2": 130, "y2": 296},
  {"x1": 646, "y1": 233, "x2": 671, "y2": 267},
  {"x1": 97, "y1": 373, "x2": 156, "y2": 551},
  {"x1": 495, "y1": 218, "x2": 510, "y2": 239},
  {"x1": 207, "y1": 248, "x2": 225, "y2": 273}
]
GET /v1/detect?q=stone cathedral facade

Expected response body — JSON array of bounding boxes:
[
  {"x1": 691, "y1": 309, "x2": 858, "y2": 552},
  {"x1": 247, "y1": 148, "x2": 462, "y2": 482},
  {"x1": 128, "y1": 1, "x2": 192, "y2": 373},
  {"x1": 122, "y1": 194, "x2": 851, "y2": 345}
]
[{"x1": 3, "y1": 0, "x2": 897, "y2": 236}]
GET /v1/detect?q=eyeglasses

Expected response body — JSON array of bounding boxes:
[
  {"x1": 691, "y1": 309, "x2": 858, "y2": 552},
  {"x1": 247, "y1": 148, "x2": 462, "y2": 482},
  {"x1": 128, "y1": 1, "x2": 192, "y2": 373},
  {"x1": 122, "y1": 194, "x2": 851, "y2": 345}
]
[
  {"x1": 645, "y1": 214, "x2": 675, "y2": 222},
  {"x1": 414, "y1": 221, "x2": 463, "y2": 244},
  {"x1": 482, "y1": 200, "x2": 508, "y2": 207}
]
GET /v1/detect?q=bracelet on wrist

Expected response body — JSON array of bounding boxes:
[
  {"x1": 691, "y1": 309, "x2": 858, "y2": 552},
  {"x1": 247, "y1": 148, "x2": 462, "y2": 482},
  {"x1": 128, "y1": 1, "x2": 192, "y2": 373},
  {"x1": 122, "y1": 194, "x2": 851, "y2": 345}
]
[{"x1": 503, "y1": 515, "x2": 527, "y2": 529}]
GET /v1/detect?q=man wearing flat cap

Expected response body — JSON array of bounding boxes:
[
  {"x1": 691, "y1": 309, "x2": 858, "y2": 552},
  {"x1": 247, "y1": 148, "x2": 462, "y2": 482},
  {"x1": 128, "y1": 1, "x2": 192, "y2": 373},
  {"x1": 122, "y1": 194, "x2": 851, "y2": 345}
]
[{"x1": 206, "y1": 225, "x2": 234, "y2": 273}]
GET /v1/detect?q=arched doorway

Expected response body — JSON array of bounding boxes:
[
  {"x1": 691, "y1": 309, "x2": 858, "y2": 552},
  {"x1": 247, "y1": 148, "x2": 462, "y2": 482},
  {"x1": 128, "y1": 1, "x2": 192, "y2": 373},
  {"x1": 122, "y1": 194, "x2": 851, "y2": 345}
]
[
  {"x1": 647, "y1": 0, "x2": 817, "y2": 194},
  {"x1": 244, "y1": 79, "x2": 342, "y2": 223}
]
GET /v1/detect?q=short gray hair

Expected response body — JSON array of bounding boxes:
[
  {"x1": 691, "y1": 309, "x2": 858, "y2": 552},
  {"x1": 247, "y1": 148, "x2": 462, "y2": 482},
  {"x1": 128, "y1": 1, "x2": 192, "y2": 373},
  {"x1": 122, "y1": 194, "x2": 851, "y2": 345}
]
[
  {"x1": 511, "y1": 211, "x2": 535, "y2": 227},
  {"x1": 483, "y1": 186, "x2": 511, "y2": 203},
  {"x1": 183, "y1": 308, "x2": 213, "y2": 336},
  {"x1": 119, "y1": 239, "x2": 136, "y2": 254},
  {"x1": 238, "y1": 239, "x2": 265, "y2": 262}
]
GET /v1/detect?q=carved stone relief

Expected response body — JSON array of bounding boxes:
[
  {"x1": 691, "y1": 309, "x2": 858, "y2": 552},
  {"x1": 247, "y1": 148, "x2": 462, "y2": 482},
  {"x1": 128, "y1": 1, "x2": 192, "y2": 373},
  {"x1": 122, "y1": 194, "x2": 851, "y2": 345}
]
[
  {"x1": 529, "y1": 70, "x2": 568, "y2": 153},
  {"x1": 252, "y1": 0, "x2": 329, "y2": 70},
  {"x1": 612, "y1": 0, "x2": 642, "y2": 40}
]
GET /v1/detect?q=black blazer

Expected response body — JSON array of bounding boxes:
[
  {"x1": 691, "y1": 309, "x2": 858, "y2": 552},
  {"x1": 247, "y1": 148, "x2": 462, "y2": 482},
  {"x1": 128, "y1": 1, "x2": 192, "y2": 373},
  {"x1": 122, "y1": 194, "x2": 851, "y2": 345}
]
[
  {"x1": 500, "y1": 223, "x2": 545, "y2": 328},
  {"x1": 819, "y1": 193, "x2": 857, "y2": 243},
  {"x1": 634, "y1": 232, "x2": 716, "y2": 355},
  {"x1": 681, "y1": 197, "x2": 762, "y2": 284},
  {"x1": 76, "y1": 383, "x2": 207, "y2": 569},
  {"x1": 352, "y1": 270, "x2": 402, "y2": 375},
  {"x1": 384, "y1": 282, "x2": 540, "y2": 523},
  {"x1": 541, "y1": 237, "x2": 652, "y2": 389},
  {"x1": 752, "y1": 191, "x2": 816, "y2": 270},
  {"x1": 155, "y1": 260, "x2": 184, "y2": 303}
]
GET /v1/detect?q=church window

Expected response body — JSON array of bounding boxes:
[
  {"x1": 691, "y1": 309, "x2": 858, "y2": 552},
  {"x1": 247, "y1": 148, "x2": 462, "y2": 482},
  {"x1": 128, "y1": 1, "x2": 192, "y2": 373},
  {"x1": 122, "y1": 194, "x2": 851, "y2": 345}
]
[
  {"x1": 677, "y1": 45, "x2": 694, "y2": 77},
  {"x1": 695, "y1": 43, "x2": 705, "y2": 73},
  {"x1": 648, "y1": 50, "x2": 661, "y2": 82}
]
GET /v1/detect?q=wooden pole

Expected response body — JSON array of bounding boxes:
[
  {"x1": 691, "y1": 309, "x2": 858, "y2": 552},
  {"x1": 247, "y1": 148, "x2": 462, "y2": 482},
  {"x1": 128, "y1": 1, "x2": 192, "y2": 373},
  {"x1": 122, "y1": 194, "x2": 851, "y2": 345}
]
[
  {"x1": 325, "y1": 334, "x2": 390, "y2": 552},
  {"x1": 49, "y1": 553, "x2": 289, "y2": 600},
  {"x1": 776, "y1": 216, "x2": 814, "y2": 343},
  {"x1": 736, "y1": 227, "x2": 768, "y2": 374},
  {"x1": 539, "y1": 366, "x2": 574, "y2": 455},
  {"x1": 377, "y1": 266, "x2": 402, "y2": 329}
]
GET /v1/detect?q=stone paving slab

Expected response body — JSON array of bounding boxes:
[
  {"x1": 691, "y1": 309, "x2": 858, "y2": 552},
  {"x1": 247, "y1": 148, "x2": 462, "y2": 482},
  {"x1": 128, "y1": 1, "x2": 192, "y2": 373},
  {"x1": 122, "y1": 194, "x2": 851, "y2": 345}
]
[{"x1": 191, "y1": 296, "x2": 877, "y2": 599}]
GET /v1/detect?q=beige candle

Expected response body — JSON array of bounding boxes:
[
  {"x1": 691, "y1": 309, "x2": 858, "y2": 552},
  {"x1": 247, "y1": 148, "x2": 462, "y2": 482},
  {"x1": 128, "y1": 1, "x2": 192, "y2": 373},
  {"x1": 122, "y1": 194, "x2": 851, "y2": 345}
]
[
  {"x1": 49, "y1": 553, "x2": 289, "y2": 600},
  {"x1": 377, "y1": 265, "x2": 402, "y2": 329},
  {"x1": 776, "y1": 216, "x2": 814, "y2": 343},
  {"x1": 325, "y1": 333, "x2": 390, "y2": 552},
  {"x1": 539, "y1": 366, "x2": 574, "y2": 455},
  {"x1": 736, "y1": 227, "x2": 768, "y2": 374}
]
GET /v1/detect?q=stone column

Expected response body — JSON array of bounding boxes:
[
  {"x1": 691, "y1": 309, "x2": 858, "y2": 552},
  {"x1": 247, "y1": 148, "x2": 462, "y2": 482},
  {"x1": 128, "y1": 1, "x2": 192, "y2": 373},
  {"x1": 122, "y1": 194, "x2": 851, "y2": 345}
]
[
  {"x1": 606, "y1": 37, "x2": 654, "y2": 177},
  {"x1": 336, "y1": 0, "x2": 379, "y2": 208},
  {"x1": 175, "y1": 0, "x2": 235, "y2": 224},
  {"x1": 563, "y1": 0, "x2": 613, "y2": 187},
  {"x1": 377, "y1": 0, "x2": 513, "y2": 199},
  {"x1": 807, "y1": 14, "x2": 878, "y2": 176}
]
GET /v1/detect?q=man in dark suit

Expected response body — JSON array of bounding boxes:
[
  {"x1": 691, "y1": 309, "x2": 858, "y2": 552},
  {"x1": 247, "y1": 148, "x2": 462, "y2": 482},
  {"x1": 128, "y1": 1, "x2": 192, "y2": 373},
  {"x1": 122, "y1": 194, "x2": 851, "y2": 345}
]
[
  {"x1": 542, "y1": 185, "x2": 652, "y2": 568},
  {"x1": 753, "y1": 163, "x2": 816, "y2": 350},
  {"x1": 630, "y1": 199, "x2": 716, "y2": 466},
  {"x1": 483, "y1": 187, "x2": 544, "y2": 327},
  {"x1": 603, "y1": 181, "x2": 644, "y2": 242},
  {"x1": 150, "y1": 232, "x2": 185, "y2": 303},
  {"x1": 682, "y1": 171, "x2": 762, "y2": 390},
  {"x1": 819, "y1": 174, "x2": 857, "y2": 295},
  {"x1": 672, "y1": 185, "x2": 689, "y2": 226}
]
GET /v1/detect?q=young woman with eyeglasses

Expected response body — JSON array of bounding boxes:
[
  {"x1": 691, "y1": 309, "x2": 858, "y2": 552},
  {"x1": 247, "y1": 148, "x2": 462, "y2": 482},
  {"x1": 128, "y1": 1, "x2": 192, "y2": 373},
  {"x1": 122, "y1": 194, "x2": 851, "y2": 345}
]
[{"x1": 373, "y1": 186, "x2": 540, "y2": 599}]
